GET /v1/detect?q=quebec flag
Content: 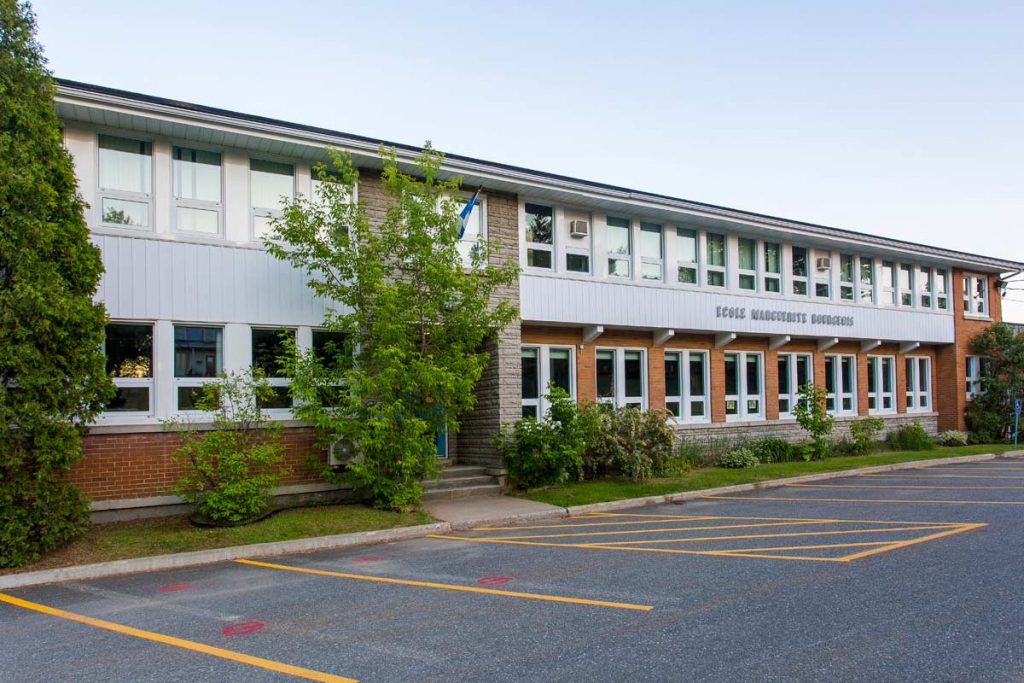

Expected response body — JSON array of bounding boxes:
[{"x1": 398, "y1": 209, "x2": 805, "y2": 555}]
[{"x1": 458, "y1": 189, "x2": 480, "y2": 239}]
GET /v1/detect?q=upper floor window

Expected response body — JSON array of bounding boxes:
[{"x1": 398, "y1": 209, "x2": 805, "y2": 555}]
[
  {"x1": 825, "y1": 354, "x2": 856, "y2": 415},
  {"x1": 791, "y1": 246, "x2": 808, "y2": 296},
  {"x1": 524, "y1": 203, "x2": 553, "y2": 269},
  {"x1": 596, "y1": 348, "x2": 646, "y2": 410},
  {"x1": 905, "y1": 356, "x2": 931, "y2": 412},
  {"x1": 173, "y1": 325, "x2": 223, "y2": 411},
  {"x1": 705, "y1": 233, "x2": 726, "y2": 287},
  {"x1": 814, "y1": 251, "x2": 831, "y2": 298},
  {"x1": 251, "y1": 159, "x2": 294, "y2": 240},
  {"x1": 919, "y1": 266, "x2": 933, "y2": 308},
  {"x1": 899, "y1": 264, "x2": 914, "y2": 307},
  {"x1": 738, "y1": 238, "x2": 756, "y2": 291},
  {"x1": 764, "y1": 242, "x2": 781, "y2": 293},
  {"x1": 963, "y1": 274, "x2": 988, "y2": 316},
  {"x1": 839, "y1": 254, "x2": 855, "y2": 301},
  {"x1": 725, "y1": 351, "x2": 763, "y2": 421},
  {"x1": 778, "y1": 352, "x2": 811, "y2": 419},
  {"x1": 173, "y1": 147, "x2": 222, "y2": 235},
  {"x1": 966, "y1": 355, "x2": 987, "y2": 401},
  {"x1": 521, "y1": 345, "x2": 574, "y2": 418},
  {"x1": 676, "y1": 228, "x2": 698, "y2": 285},
  {"x1": 936, "y1": 269, "x2": 949, "y2": 310},
  {"x1": 639, "y1": 223, "x2": 663, "y2": 281},
  {"x1": 607, "y1": 217, "x2": 632, "y2": 278},
  {"x1": 456, "y1": 193, "x2": 485, "y2": 265},
  {"x1": 565, "y1": 211, "x2": 591, "y2": 274},
  {"x1": 881, "y1": 261, "x2": 896, "y2": 306},
  {"x1": 103, "y1": 323, "x2": 153, "y2": 415},
  {"x1": 860, "y1": 256, "x2": 875, "y2": 304},
  {"x1": 664, "y1": 350, "x2": 708, "y2": 422},
  {"x1": 867, "y1": 355, "x2": 895, "y2": 414},
  {"x1": 252, "y1": 328, "x2": 295, "y2": 410},
  {"x1": 97, "y1": 135, "x2": 152, "y2": 228}
]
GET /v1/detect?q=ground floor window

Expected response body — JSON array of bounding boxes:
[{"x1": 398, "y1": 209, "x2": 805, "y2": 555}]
[
  {"x1": 596, "y1": 347, "x2": 646, "y2": 410},
  {"x1": 825, "y1": 354, "x2": 856, "y2": 415},
  {"x1": 966, "y1": 355, "x2": 987, "y2": 401},
  {"x1": 252, "y1": 327, "x2": 296, "y2": 410},
  {"x1": 725, "y1": 351, "x2": 763, "y2": 420},
  {"x1": 777, "y1": 352, "x2": 812, "y2": 418},
  {"x1": 664, "y1": 350, "x2": 708, "y2": 421},
  {"x1": 103, "y1": 322, "x2": 154, "y2": 415},
  {"x1": 867, "y1": 355, "x2": 896, "y2": 414},
  {"x1": 174, "y1": 325, "x2": 223, "y2": 411},
  {"x1": 521, "y1": 345, "x2": 575, "y2": 417},
  {"x1": 906, "y1": 356, "x2": 932, "y2": 411}
]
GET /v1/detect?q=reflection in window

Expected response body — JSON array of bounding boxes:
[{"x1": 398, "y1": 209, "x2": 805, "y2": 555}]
[
  {"x1": 174, "y1": 325, "x2": 223, "y2": 411},
  {"x1": 104, "y1": 323, "x2": 153, "y2": 413}
]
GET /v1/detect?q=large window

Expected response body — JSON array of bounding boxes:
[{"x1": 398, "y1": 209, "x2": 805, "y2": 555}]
[
  {"x1": 725, "y1": 352, "x2": 763, "y2": 421},
  {"x1": 606, "y1": 217, "x2": 632, "y2": 278},
  {"x1": 791, "y1": 246, "x2": 808, "y2": 296},
  {"x1": 738, "y1": 238, "x2": 756, "y2": 291},
  {"x1": 764, "y1": 242, "x2": 781, "y2": 293},
  {"x1": 919, "y1": 266, "x2": 933, "y2": 308},
  {"x1": 860, "y1": 256, "x2": 875, "y2": 304},
  {"x1": 705, "y1": 233, "x2": 726, "y2": 287},
  {"x1": 664, "y1": 350, "x2": 708, "y2": 422},
  {"x1": 777, "y1": 353, "x2": 812, "y2": 419},
  {"x1": 899, "y1": 263, "x2": 914, "y2": 307},
  {"x1": 104, "y1": 323, "x2": 153, "y2": 414},
  {"x1": 676, "y1": 228, "x2": 698, "y2": 284},
  {"x1": 174, "y1": 325, "x2": 223, "y2": 411},
  {"x1": 814, "y1": 251, "x2": 831, "y2": 299},
  {"x1": 524, "y1": 203, "x2": 553, "y2": 269},
  {"x1": 173, "y1": 147, "x2": 222, "y2": 235},
  {"x1": 936, "y1": 269, "x2": 949, "y2": 310},
  {"x1": 312, "y1": 329, "x2": 348, "y2": 406},
  {"x1": 564, "y1": 211, "x2": 591, "y2": 274},
  {"x1": 251, "y1": 159, "x2": 294, "y2": 239},
  {"x1": 825, "y1": 354, "x2": 856, "y2": 415},
  {"x1": 98, "y1": 135, "x2": 152, "y2": 228},
  {"x1": 963, "y1": 274, "x2": 988, "y2": 316},
  {"x1": 966, "y1": 355, "x2": 988, "y2": 401},
  {"x1": 905, "y1": 356, "x2": 931, "y2": 412},
  {"x1": 881, "y1": 261, "x2": 896, "y2": 306},
  {"x1": 839, "y1": 254, "x2": 855, "y2": 301},
  {"x1": 521, "y1": 345, "x2": 575, "y2": 417},
  {"x1": 867, "y1": 355, "x2": 896, "y2": 414},
  {"x1": 252, "y1": 328, "x2": 295, "y2": 410},
  {"x1": 456, "y1": 193, "x2": 485, "y2": 265},
  {"x1": 639, "y1": 223, "x2": 663, "y2": 281},
  {"x1": 596, "y1": 348, "x2": 646, "y2": 410}
]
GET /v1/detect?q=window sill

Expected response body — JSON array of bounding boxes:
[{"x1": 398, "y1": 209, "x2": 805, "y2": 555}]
[{"x1": 963, "y1": 314, "x2": 993, "y2": 322}]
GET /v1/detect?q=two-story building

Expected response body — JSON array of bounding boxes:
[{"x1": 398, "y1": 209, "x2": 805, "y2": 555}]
[{"x1": 54, "y1": 79, "x2": 1023, "y2": 516}]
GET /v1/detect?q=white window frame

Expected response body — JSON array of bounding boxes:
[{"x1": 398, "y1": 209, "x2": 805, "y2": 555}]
[
  {"x1": 524, "y1": 202, "x2": 555, "y2": 271},
  {"x1": 813, "y1": 249, "x2": 832, "y2": 299},
  {"x1": 252, "y1": 327, "x2": 297, "y2": 413},
  {"x1": 675, "y1": 227, "x2": 699, "y2": 286},
  {"x1": 791, "y1": 245, "x2": 809, "y2": 296},
  {"x1": 880, "y1": 260, "x2": 896, "y2": 307},
  {"x1": 172, "y1": 324, "x2": 224, "y2": 414},
  {"x1": 724, "y1": 351, "x2": 764, "y2": 422},
  {"x1": 606, "y1": 216, "x2": 632, "y2": 279},
  {"x1": 521, "y1": 345, "x2": 576, "y2": 417},
  {"x1": 777, "y1": 352, "x2": 812, "y2": 419},
  {"x1": 596, "y1": 347, "x2": 647, "y2": 410},
  {"x1": 905, "y1": 355, "x2": 932, "y2": 412},
  {"x1": 918, "y1": 265, "x2": 933, "y2": 309},
  {"x1": 963, "y1": 273, "x2": 989, "y2": 317},
  {"x1": 705, "y1": 233, "x2": 726, "y2": 287},
  {"x1": 250, "y1": 158, "x2": 295, "y2": 241},
  {"x1": 453, "y1": 192, "x2": 487, "y2": 266},
  {"x1": 935, "y1": 268, "x2": 949, "y2": 311},
  {"x1": 763, "y1": 241, "x2": 782, "y2": 294},
  {"x1": 867, "y1": 355, "x2": 896, "y2": 415},
  {"x1": 172, "y1": 145, "x2": 223, "y2": 237},
  {"x1": 639, "y1": 222, "x2": 664, "y2": 282},
  {"x1": 564, "y1": 209, "x2": 592, "y2": 275},
  {"x1": 966, "y1": 355, "x2": 986, "y2": 401},
  {"x1": 859, "y1": 256, "x2": 876, "y2": 304},
  {"x1": 839, "y1": 254, "x2": 855, "y2": 301},
  {"x1": 664, "y1": 350, "x2": 709, "y2": 423},
  {"x1": 737, "y1": 237, "x2": 758, "y2": 291},
  {"x1": 825, "y1": 354, "x2": 857, "y2": 416},
  {"x1": 102, "y1": 321, "x2": 155, "y2": 418},
  {"x1": 96, "y1": 133, "x2": 154, "y2": 230},
  {"x1": 899, "y1": 263, "x2": 915, "y2": 307}
]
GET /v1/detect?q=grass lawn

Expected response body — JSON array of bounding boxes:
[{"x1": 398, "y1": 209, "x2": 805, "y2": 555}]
[
  {"x1": 1, "y1": 504, "x2": 434, "y2": 576},
  {"x1": 518, "y1": 444, "x2": 1021, "y2": 508}
]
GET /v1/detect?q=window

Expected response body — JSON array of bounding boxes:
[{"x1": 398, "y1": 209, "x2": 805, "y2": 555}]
[
  {"x1": 905, "y1": 356, "x2": 932, "y2": 411},
  {"x1": 524, "y1": 203, "x2": 553, "y2": 269},
  {"x1": 860, "y1": 256, "x2": 875, "y2": 304},
  {"x1": 173, "y1": 147, "x2": 222, "y2": 234},
  {"x1": 881, "y1": 261, "x2": 896, "y2": 306},
  {"x1": 104, "y1": 323, "x2": 153, "y2": 414},
  {"x1": 97, "y1": 135, "x2": 152, "y2": 228},
  {"x1": 738, "y1": 238, "x2": 756, "y2": 290},
  {"x1": 606, "y1": 217, "x2": 632, "y2": 278},
  {"x1": 777, "y1": 353, "x2": 812, "y2": 418},
  {"x1": 839, "y1": 254, "x2": 855, "y2": 301},
  {"x1": 705, "y1": 233, "x2": 726, "y2": 287},
  {"x1": 791, "y1": 246, "x2": 808, "y2": 296},
  {"x1": 936, "y1": 269, "x2": 949, "y2": 310},
  {"x1": 919, "y1": 266, "x2": 933, "y2": 308},
  {"x1": 521, "y1": 346, "x2": 575, "y2": 417},
  {"x1": 966, "y1": 356, "x2": 988, "y2": 401},
  {"x1": 565, "y1": 211, "x2": 591, "y2": 274},
  {"x1": 312, "y1": 329, "x2": 348, "y2": 406},
  {"x1": 814, "y1": 251, "x2": 831, "y2": 298},
  {"x1": 676, "y1": 228, "x2": 698, "y2": 284},
  {"x1": 174, "y1": 325, "x2": 223, "y2": 411},
  {"x1": 899, "y1": 264, "x2": 914, "y2": 307},
  {"x1": 824, "y1": 354, "x2": 856, "y2": 415},
  {"x1": 252, "y1": 328, "x2": 295, "y2": 410},
  {"x1": 456, "y1": 193, "x2": 485, "y2": 265},
  {"x1": 867, "y1": 356, "x2": 896, "y2": 414},
  {"x1": 764, "y1": 242, "x2": 781, "y2": 293},
  {"x1": 664, "y1": 350, "x2": 709, "y2": 422},
  {"x1": 639, "y1": 223, "x2": 663, "y2": 281},
  {"x1": 963, "y1": 274, "x2": 988, "y2": 316},
  {"x1": 596, "y1": 348, "x2": 646, "y2": 410},
  {"x1": 251, "y1": 159, "x2": 294, "y2": 239},
  {"x1": 724, "y1": 352, "x2": 763, "y2": 420}
]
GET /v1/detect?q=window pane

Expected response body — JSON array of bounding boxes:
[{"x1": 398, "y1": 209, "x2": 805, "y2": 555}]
[
  {"x1": 527, "y1": 249, "x2": 552, "y2": 269},
  {"x1": 765, "y1": 277, "x2": 781, "y2": 293},
  {"x1": 107, "y1": 387, "x2": 149, "y2": 412},
  {"x1": 882, "y1": 358, "x2": 893, "y2": 392},
  {"x1": 677, "y1": 228, "x2": 697, "y2": 263},
  {"x1": 792, "y1": 247, "x2": 807, "y2": 277},
  {"x1": 739, "y1": 274, "x2": 755, "y2": 290},
  {"x1": 840, "y1": 254, "x2": 854, "y2": 282},
  {"x1": 258, "y1": 386, "x2": 292, "y2": 410},
  {"x1": 105, "y1": 324, "x2": 152, "y2": 377},
  {"x1": 707, "y1": 270, "x2": 725, "y2": 287},
  {"x1": 607, "y1": 219, "x2": 631, "y2": 255},
  {"x1": 842, "y1": 357, "x2": 853, "y2": 391},
  {"x1": 596, "y1": 350, "x2": 615, "y2": 398},
  {"x1": 174, "y1": 147, "x2": 221, "y2": 202},
  {"x1": 825, "y1": 357, "x2": 836, "y2": 393},
  {"x1": 678, "y1": 266, "x2": 697, "y2": 284},
  {"x1": 689, "y1": 354, "x2": 705, "y2": 396},
  {"x1": 525, "y1": 204, "x2": 553, "y2": 244},
  {"x1": 906, "y1": 358, "x2": 915, "y2": 392},
  {"x1": 252, "y1": 328, "x2": 292, "y2": 378},
  {"x1": 778, "y1": 356, "x2": 790, "y2": 395},
  {"x1": 312, "y1": 330, "x2": 348, "y2": 370},
  {"x1": 101, "y1": 197, "x2": 148, "y2": 227},
  {"x1": 624, "y1": 351, "x2": 643, "y2": 398},
  {"x1": 793, "y1": 280, "x2": 807, "y2": 296},
  {"x1": 816, "y1": 281, "x2": 830, "y2": 298},
  {"x1": 738, "y1": 238, "x2": 755, "y2": 270},
  {"x1": 566, "y1": 253, "x2": 589, "y2": 273},
  {"x1": 764, "y1": 243, "x2": 781, "y2": 274},
  {"x1": 796, "y1": 356, "x2": 810, "y2": 387},
  {"x1": 745, "y1": 355, "x2": 760, "y2": 395},
  {"x1": 176, "y1": 206, "x2": 219, "y2": 234},
  {"x1": 641, "y1": 262, "x2": 662, "y2": 281},
  {"x1": 549, "y1": 349, "x2": 572, "y2": 394},
  {"x1": 250, "y1": 159, "x2": 294, "y2": 210},
  {"x1": 98, "y1": 135, "x2": 151, "y2": 194},
  {"x1": 608, "y1": 258, "x2": 631, "y2": 278},
  {"x1": 521, "y1": 348, "x2": 539, "y2": 399},
  {"x1": 640, "y1": 224, "x2": 662, "y2": 259},
  {"x1": 522, "y1": 405, "x2": 537, "y2": 419},
  {"x1": 690, "y1": 401, "x2": 705, "y2": 417},
  {"x1": 867, "y1": 358, "x2": 877, "y2": 393},
  {"x1": 725, "y1": 354, "x2": 738, "y2": 395},
  {"x1": 664, "y1": 354, "x2": 681, "y2": 398},
  {"x1": 706, "y1": 234, "x2": 725, "y2": 267},
  {"x1": 174, "y1": 326, "x2": 222, "y2": 377},
  {"x1": 177, "y1": 386, "x2": 206, "y2": 411}
]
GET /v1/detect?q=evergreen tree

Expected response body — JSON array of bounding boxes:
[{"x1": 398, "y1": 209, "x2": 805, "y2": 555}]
[{"x1": 0, "y1": 0, "x2": 114, "y2": 566}]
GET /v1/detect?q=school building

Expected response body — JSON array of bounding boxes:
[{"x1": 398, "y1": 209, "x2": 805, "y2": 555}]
[{"x1": 54, "y1": 79, "x2": 1024, "y2": 515}]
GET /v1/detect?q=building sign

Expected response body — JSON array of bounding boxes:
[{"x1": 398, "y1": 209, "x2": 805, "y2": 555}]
[{"x1": 715, "y1": 305, "x2": 854, "y2": 327}]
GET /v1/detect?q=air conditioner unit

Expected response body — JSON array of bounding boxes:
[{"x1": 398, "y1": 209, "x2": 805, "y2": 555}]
[
  {"x1": 815, "y1": 256, "x2": 832, "y2": 271},
  {"x1": 569, "y1": 219, "x2": 590, "y2": 238},
  {"x1": 328, "y1": 437, "x2": 362, "y2": 468}
]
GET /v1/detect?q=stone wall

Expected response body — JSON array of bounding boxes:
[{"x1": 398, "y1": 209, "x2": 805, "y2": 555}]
[{"x1": 674, "y1": 412, "x2": 939, "y2": 446}]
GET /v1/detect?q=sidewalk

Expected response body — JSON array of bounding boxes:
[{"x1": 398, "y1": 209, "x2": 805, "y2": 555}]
[{"x1": 423, "y1": 496, "x2": 564, "y2": 530}]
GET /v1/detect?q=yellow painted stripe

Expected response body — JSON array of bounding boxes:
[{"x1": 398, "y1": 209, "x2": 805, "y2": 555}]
[
  {"x1": 715, "y1": 541, "x2": 895, "y2": 554},
  {"x1": 471, "y1": 516, "x2": 719, "y2": 531},
  {"x1": 569, "y1": 524, "x2": 956, "y2": 547},
  {"x1": 839, "y1": 523, "x2": 987, "y2": 561},
  {"x1": 584, "y1": 511, "x2": 969, "y2": 525},
  {"x1": 0, "y1": 593, "x2": 355, "y2": 683},
  {"x1": 703, "y1": 494, "x2": 1024, "y2": 506},
  {"x1": 489, "y1": 519, "x2": 853, "y2": 541},
  {"x1": 864, "y1": 473, "x2": 1024, "y2": 480},
  {"x1": 234, "y1": 559, "x2": 652, "y2": 612},
  {"x1": 788, "y1": 483, "x2": 1024, "y2": 491}
]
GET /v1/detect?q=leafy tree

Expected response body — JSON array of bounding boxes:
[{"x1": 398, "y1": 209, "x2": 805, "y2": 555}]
[
  {"x1": 0, "y1": 0, "x2": 114, "y2": 566},
  {"x1": 793, "y1": 383, "x2": 834, "y2": 460},
  {"x1": 965, "y1": 323, "x2": 1024, "y2": 442},
  {"x1": 266, "y1": 146, "x2": 518, "y2": 509}
]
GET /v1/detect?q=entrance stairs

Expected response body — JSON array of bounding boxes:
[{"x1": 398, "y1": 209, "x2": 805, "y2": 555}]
[{"x1": 421, "y1": 465, "x2": 505, "y2": 502}]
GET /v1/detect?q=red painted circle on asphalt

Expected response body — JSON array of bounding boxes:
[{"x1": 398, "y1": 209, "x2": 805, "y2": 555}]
[
  {"x1": 352, "y1": 555, "x2": 381, "y2": 563},
  {"x1": 477, "y1": 576, "x2": 510, "y2": 586},
  {"x1": 222, "y1": 619, "x2": 265, "y2": 636},
  {"x1": 158, "y1": 582, "x2": 194, "y2": 593}
]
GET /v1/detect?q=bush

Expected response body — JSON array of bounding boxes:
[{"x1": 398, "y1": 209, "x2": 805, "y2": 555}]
[
  {"x1": 938, "y1": 430, "x2": 969, "y2": 447},
  {"x1": 719, "y1": 447, "x2": 760, "y2": 469},
  {"x1": 793, "y1": 384, "x2": 834, "y2": 459},
  {"x1": 583, "y1": 406, "x2": 675, "y2": 481},
  {"x1": 886, "y1": 421, "x2": 936, "y2": 452},
  {"x1": 750, "y1": 438, "x2": 797, "y2": 463},
  {"x1": 831, "y1": 436, "x2": 857, "y2": 456},
  {"x1": 167, "y1": 369, "x2": 288, "y2": 524},
  {"x1": 849, "y1": 417, "x2": 885, "y2": 456}
]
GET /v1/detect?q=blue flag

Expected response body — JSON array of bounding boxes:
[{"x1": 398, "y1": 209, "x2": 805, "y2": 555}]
[{"x1": 458, "y1": 190, "x2": 480, "y2": 239}]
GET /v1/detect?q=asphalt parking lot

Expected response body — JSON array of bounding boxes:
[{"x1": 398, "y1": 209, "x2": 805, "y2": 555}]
[{"x1": 5, "y1": 457, "x2": 1024, "y2": 682}]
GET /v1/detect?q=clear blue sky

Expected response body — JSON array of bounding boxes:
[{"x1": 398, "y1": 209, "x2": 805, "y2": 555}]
[{"x1": 33, "y1": 0, "x2": 1024, "y2": 319}]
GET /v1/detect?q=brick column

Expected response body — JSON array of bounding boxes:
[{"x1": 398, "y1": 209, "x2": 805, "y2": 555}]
[
  {"x1": 856, "y1": 352, "x2": 870, "y2": 416},
  {"x1": 648, "y1": 346, "x2": 665, "y2": 413},
  {"x1": 710, "y1": 347, "x2": 726, "y2": 423},
  {"x1": 765, "y1": 349, "x2": 780, "y2": 421}
]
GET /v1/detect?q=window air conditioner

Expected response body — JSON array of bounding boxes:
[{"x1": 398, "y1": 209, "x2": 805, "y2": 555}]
[
  {"x1": 328, "y1": 437, "x2": 362, "y2": 468},
  {"x1": 569, "y1": 219, "x2": 590, "y2": 238},
  {"x1": 815, "y1": 256, "x2": 832, "y2": 271}
]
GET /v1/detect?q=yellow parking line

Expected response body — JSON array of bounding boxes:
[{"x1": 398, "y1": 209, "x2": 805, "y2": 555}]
[
  {"x1": 234, "y1": 559, "x2": 652, "y2": 612},
  {"x1": 715, "y1": 541, "x2": 894, "y2": 554},
  {"x1": 704, "y1": 494, "x2": 1024, "y2": 506},
  {"x1": 489, "y1": 519, "x2": 847, "y2": 541},
  {"x1": 0, "y1": 593, "x2": 355, "y2": 683},
  {"x1": 864, "y1": 474, "x2": 1024, "y2": 480},
  {"x1": 471, "y1": 516, "x2": 719, "y2": 531},
  {"x1": 925, "y1": 467, "x2": 1024, "y2": 472},
  {"x1": 788, "y1": 483, "x2": 1024, "y2": 491},
  {"x1": 839, "y1": 523, "x2": 987, "y2": 561},
  {"x1": 574, "y1": 524, "x2": 956, "y2": 547},
  {"x1": 574, "y1": 511, "x2": 975, "y2": 526}
]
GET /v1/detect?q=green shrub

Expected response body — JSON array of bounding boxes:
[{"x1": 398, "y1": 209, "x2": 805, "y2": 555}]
[
  {"x1": 676, "y1": 439, "x2": 705, "y2": 467},
  {"x1": 793, "y1": 384, "x2": 834, "y2": 459},
  {"x1": 750, "y1": 438, "x2": 796, "y2": 463},
  {"x1": 938, "y1": 430, "x2": 969, "y2": 447},
  {"x1": 583, "y1": 406, "x2": 675, "y2": 481},
  {"x1": 849, "y1": 417, "x2": 885, "y2": 455},
  {"x1": 886, "y1": 421, "x2": 936, "y2": 452},
  {"x1": 831, "y1": 436, "x2": 857, "y2": 456},
  {"x1": 718, "y1": 447, "x2": 760, "y2": 469},
  {"x1": 167, "y1": 369, "x2": 288, "y2": 524}
]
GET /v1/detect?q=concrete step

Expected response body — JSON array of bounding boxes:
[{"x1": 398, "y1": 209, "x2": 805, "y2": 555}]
[
  {"x1": 422, "y1": 475, "x2": 496, "y2": 491},
  {"x1": 438, "y1": 465, "x2": 488, "y2": 480},
  {"x1": 421, "y1": 484, "x2": 502, "y2": 502}
]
